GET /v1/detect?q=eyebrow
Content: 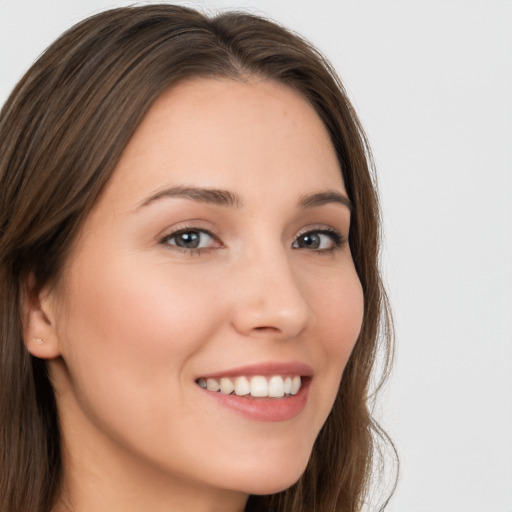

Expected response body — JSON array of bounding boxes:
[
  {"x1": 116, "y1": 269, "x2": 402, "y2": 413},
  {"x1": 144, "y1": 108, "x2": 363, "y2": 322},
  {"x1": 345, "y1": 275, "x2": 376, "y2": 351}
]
[
  {"x1": 136, "y1": 186, "x2": 351, "y2": 212},
  {"x1": 298, "y1": 190, "x2": 352, "y2": 211},
  {"x1": 137, "y1": 186, "x2": 242, "y2": 209}
]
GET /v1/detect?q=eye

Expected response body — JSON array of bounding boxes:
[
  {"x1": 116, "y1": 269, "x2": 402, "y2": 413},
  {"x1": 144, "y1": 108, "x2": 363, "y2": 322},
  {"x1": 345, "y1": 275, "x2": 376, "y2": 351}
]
[
  {"x1": 161, "y1": 228, "x2": 220, "y2": 252},
  {"x1": 292, "y1": 229, "x2": 344, "y2": 251}
]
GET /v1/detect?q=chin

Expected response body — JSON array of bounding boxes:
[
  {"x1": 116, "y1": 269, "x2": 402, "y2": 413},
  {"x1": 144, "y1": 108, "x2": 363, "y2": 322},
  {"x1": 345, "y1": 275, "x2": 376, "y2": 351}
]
[
  {"x1": 243, "y1": 474, "x2": 304, "y2": 496},
  {"x1": 222, "y1": 450, "x2": 311, "y2": 496}
]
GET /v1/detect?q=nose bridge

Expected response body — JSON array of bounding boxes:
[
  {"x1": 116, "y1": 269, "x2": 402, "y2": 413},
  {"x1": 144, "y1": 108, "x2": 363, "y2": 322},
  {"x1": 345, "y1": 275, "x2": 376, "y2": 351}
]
[{"x1": 230, "y1": 238, "x2": 313, "y2": 338}]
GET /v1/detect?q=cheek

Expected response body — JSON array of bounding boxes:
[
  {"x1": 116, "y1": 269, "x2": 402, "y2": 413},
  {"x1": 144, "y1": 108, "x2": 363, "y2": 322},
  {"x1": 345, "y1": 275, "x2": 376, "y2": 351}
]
[
  {"x1": 323, "y1": 279, "x2": 364, "y2": 356},
  {"x1": 51, "y1": 258, "x2": 235, "y2": 476},
  {"x1": 309, "y1": 263, "x2": 364, "y2": 350},
  {"x1": 56, "y1": 257, "x2": 224, "y2": 412},
  {"x1": 307, "y1": 266, "x2": 364, "y2": 400}
]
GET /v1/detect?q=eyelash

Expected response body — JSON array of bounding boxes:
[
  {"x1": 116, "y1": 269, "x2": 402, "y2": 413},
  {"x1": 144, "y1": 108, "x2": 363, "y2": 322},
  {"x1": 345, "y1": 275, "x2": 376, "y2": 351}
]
[
  {"x1": 292, "y1": 228, "x2": 346, "y2": 252},
  {"x1": 160, "y1": 226, "x2": 346, "y2": 255},
  {"x1": 160, "y1": 226, "x2": 222, "y2": 256}
]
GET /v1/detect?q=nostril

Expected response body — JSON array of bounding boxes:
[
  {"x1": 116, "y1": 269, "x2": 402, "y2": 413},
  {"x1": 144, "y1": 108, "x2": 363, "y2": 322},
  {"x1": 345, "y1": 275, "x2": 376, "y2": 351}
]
[{"x1": 253, "y1": 326, "x2": 279, "y2": 332}]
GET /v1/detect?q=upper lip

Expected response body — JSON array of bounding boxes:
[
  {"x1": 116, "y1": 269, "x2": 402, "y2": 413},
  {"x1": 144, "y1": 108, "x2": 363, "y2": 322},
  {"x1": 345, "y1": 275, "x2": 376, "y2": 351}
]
[{"x1": 197, "y1": 361, "x2": 314, "y2": 380}]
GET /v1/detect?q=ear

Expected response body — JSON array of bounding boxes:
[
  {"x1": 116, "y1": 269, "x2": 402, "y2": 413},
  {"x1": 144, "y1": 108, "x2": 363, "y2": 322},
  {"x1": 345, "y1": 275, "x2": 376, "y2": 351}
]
[{"x1": 22, "y1": 272, "x2": 61, "y2": 359}]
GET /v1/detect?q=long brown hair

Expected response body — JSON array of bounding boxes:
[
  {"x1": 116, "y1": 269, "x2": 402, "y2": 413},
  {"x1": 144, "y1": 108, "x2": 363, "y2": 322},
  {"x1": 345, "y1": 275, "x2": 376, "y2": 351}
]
[{"x1": 0, "y1": 5, "x2": 395, "y2": 511}]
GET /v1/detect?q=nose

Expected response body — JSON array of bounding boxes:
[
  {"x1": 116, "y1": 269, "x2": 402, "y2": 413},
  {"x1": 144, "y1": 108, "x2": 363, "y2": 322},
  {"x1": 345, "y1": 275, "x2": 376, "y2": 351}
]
[{"x1": 229, "y1": 249, "x2": 314, "y2": 340}]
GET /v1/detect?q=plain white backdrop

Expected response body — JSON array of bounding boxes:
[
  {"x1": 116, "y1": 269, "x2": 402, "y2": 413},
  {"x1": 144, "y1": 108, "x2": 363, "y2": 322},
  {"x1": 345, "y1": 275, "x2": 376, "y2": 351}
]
[{"x1": 1, "y1": 1, "x2": 511, "y2": 511}]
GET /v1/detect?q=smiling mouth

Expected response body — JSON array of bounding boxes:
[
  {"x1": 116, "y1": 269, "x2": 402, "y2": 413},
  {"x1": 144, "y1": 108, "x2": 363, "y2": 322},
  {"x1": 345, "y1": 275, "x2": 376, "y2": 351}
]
[{"x1": 196, "y1": 375, "x2": 303, "y2": 398}]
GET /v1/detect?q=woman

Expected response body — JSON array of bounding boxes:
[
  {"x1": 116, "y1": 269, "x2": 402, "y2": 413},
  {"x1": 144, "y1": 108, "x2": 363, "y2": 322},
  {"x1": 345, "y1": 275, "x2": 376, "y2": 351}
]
[{"x1": 0, "y1": 5, "x2": 394, "y2": 512}]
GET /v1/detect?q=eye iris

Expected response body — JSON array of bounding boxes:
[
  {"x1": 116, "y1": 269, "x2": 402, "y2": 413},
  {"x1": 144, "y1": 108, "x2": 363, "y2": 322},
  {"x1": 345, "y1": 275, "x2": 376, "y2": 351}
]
[
  {"x1": 299, "y1": 233, "x2": 320, "y2": 249},
  {"x1": 175, "y1": 231, "x2": 200, "y2": 248}
]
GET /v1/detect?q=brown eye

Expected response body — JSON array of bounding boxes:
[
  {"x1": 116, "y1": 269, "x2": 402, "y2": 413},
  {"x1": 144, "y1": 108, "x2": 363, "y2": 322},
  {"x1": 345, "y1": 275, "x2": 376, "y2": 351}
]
[
  {"x1": 173, "y1": 231, "x2": 201, "y2": 248},
  {"x1": 295, "y1": 233, "x2": 321, "y2": 249}
]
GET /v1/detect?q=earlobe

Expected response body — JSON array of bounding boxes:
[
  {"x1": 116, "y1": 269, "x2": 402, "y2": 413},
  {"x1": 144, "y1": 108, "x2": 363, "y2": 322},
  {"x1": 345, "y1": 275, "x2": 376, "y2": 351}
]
[
  {"x1": 22, "y1": 273, "x2": 61, "y2": 359},
  {"x1": 25, "y1": 337, "x2": 61, "y2": 359}
]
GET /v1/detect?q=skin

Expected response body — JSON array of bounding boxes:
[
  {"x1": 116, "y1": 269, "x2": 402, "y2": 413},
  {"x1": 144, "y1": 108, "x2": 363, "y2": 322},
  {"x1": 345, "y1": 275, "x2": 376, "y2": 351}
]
[{"x1": 25, "y1": 78, "x2": 364, "y2": 512}]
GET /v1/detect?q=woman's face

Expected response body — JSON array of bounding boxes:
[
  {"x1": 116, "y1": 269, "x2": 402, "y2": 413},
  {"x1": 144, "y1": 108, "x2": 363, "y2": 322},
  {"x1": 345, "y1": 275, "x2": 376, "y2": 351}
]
[{"x1": 44, "y1": 78, "x2": 364, "y2": 506}]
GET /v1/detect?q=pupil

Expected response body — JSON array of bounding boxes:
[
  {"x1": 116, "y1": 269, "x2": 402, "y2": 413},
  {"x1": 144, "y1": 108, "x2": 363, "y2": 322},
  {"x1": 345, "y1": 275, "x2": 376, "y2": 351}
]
[
  {"x1": 301, "y1": 233, "x2": 320, "y2": 249},
  {"x1": 177, "y1": 231, "x2": 200, "y2": 248}
]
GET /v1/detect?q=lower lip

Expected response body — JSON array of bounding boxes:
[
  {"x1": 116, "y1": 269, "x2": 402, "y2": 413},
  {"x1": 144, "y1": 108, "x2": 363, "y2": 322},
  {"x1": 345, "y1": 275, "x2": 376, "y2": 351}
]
[{"x1": 199, "y1": 379, "x2": 311, "y2": 422}]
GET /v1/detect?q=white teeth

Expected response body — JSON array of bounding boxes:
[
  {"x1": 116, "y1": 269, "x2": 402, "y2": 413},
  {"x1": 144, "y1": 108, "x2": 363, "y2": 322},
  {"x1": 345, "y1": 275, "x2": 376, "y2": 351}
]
[
  {"x1": 219, "y1": 377, "x2": 234, "y2": 395},
  {"x1": 250, "y1": 376, "x2": 268, "y2": 397},
  {"x1": 206, "y1": 378, "x2": 220, "y2": 392},
  {"x1": 268, "y1": 376, "x2": 285, "y2": 397},
  {"x1": 290, "y1": 376, "x2": 301, "y2": 395},
  {"x1": 198, "y1": 375, "x2": 303, "y2": 398},
  {"x1": 234, "y1": 376, "x2": 251, "y2": 396}
]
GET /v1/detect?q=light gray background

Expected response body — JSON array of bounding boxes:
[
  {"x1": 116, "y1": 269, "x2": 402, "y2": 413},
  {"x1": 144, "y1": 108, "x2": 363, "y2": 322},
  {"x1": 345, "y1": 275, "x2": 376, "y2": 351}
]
[{"x1": 1, "y1": 1, "x2": 511, "y2": 511}]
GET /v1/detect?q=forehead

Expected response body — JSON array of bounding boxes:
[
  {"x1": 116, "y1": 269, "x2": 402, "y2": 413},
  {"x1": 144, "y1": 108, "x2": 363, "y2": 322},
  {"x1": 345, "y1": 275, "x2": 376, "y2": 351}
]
[{"x1": 100, "y1": 77, "x2": 345, "y2": 210}]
